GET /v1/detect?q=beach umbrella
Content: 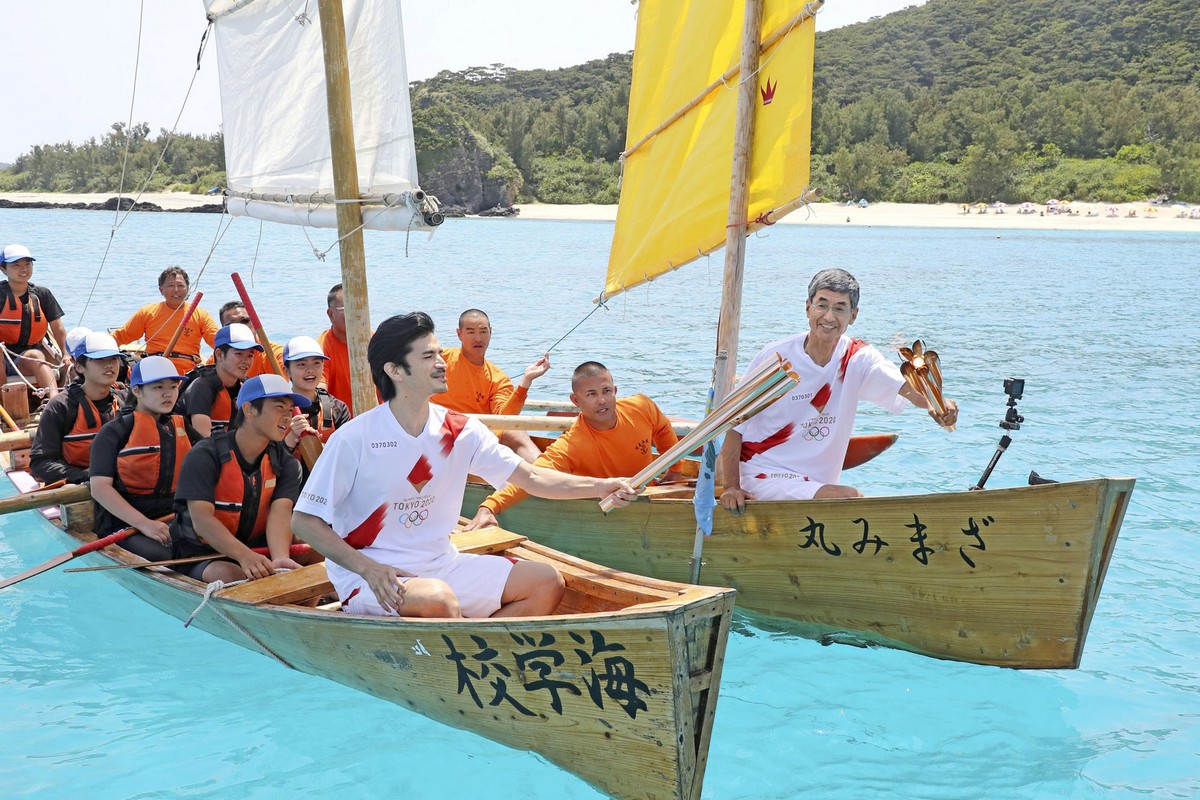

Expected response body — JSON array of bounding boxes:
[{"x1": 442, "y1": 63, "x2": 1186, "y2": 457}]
[
  {"x1": 1144, "y1": 206, "x2": 1158, "y2": 215},
  {"x1": 1106, "y1": 206, "x2": 1120, "y2": 217},
  {"x1": 1046, "y1": 198, "x2": 1060, "y2": 206},
  {"x1": 1019, "y1": 201, "x2": 1034, "y2": 213}
]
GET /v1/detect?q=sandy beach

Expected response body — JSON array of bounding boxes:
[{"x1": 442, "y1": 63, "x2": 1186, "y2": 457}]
[{"x1": 2, "y1": 191, "x2": 1197, "y2": 233}]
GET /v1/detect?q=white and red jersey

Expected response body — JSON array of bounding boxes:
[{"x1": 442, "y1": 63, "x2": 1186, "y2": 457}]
[
  {"x1": 734, "y1": 333, "x2": 907, "y2": 488},
  {"x1": 293, "y1": 403, "x2": 523, "y2": 595}
]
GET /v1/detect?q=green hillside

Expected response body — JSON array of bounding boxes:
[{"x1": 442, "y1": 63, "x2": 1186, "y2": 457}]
[{"x1": 3, "y1": 0, "x2": 1199, "y2": 205}]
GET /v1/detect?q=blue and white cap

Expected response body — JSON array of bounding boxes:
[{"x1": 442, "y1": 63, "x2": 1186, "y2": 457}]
[
  {"x1": 130, "y1": 356, "x2": 185, "y2": 387},
  {"x1": 72, "y1": 331, "x2": 122, "y2": 359},
  {"x1": 236, "y1": 373, "x2": 311, "y2": 408},
  {"x1": 283, "y1": 335, "x2": 329, "y2": 363},
  {"x1": 215, "y1": 323, "x2": 264, "y2": 351}
]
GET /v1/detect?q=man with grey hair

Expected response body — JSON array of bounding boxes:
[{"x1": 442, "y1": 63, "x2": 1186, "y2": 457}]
[{"x1": 719, "y1": 268, "x2": 957, "y2": 508}]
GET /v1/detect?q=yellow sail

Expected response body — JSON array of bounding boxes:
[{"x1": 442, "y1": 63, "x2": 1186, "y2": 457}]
[{"x1": 603, "y1": 0, "x2": 818, "y2": 299}]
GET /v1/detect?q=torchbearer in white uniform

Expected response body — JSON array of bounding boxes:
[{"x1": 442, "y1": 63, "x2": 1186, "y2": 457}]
[{"x1": 292, "y1": 312, "x2": 637, "y2": 618}]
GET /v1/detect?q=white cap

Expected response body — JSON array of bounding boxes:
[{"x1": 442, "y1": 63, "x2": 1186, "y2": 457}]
[
  {"x1": 130, "y1": 356, "x2": 185, "y2": 387},
  {"x1": 283, "y1": 335, "x2": 329, "y2": 362},
  {"x1": 72, "y1": 331, "x2": 122, "y2": 359},
  {"x1": 2, "y1": 244, "x2": 35, "y2": 264},
  {"x1": 64, "y1": 327, "x2": 92, "y2": 356}
]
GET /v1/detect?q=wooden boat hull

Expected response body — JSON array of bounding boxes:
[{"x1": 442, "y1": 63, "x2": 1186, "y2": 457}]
[
  {"x1": 463, "y1": 477, "x2": 1135, "y2": 669},
  {"x1": 18, "y1": 497, "x2": 735, "y2": 800}
]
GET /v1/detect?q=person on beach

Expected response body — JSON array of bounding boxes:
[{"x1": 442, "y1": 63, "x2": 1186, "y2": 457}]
[
  {"x1": 214, "y1": 300, "x2": 284, "y2": 379},
  {"x1": 430, "y1": 308, "x2": 550, "y2": 462},
  {"x1": 111, "y1": 267, "x2": 218, "y2": 376},
  {"x1": 89, "y1": 356, "x2": 198, "y2": 562},
  {"x1": 0, "y1": 244, "x2": 71, "y2": 398},
  {"x1": 280, "y1": 335, "x2": 350, "y2": 483},
  {"x1": 169, "y1": 374, "x2": 315, "y2": 583},
  {"x1": 315, "y1": 283, "x2": 356, "y2": 414},
  {"x1": 29, "y1": 332, "x2": 124, "y2": 485},
  {"x1": 719, "y1": 268, "x2": 958, "y2": 509},
  {"x1": 291, "y1": 312, "x2": 636, "y2": 619},
  {"x1": 466, "y1": 361, "x2": 680, "y2": 530},
  {"x1": 182, "y1": 323, "x2": 262, "y2": 438}
]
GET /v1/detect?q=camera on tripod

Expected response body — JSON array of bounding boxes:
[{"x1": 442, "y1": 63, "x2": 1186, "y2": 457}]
[{"x1": 1000, "y1": 377, "x2": 1025, "y2": 431}]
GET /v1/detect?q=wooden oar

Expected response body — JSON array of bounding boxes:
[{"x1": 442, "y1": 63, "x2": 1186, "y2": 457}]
[
  {"x1": 63, "y1": 543, "x2": 312, "y2": 573},
  {"x1": 231, "y1": 273, "x2": 322, "y2": 469},
  {"x1": 0, "y1": 401, "x2": 22, "y2": 433},
  {"x1": 160, "y1": 291, "x2": 204, "y2": 360},
  {"x1": 473, "y1": 414, "x2": 698, "y2": 436},
  {"x1": 0, "y1": 525, "x2": 138, "y2": 589},
  {"x1": 0, "y1": 482, "x2": 91, "y2": 516}
]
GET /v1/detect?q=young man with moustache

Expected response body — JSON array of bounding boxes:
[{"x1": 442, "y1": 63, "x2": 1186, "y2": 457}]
[
  {"x1": 89, "y1": 356, "x2": 196, "y2": 562},
  {"x1": 465, "y1": 361, "x2": 681, "y2": 531},
  {"x1": 169, "y1": 374, "x2": 312, "y2": 583},
  {"x1": 112, "y1": 266, "x2": 218, "y2": 376},
  {"x1": 182, "y1": 322, "x2": 262, "y2": 438},
  {"x1": 430, "y1": 308, "x2": 550, "y2": 462},
  {"x1": 719, "y1": 268, "x2": 959, "y2": 508},
  {"x1": 29, "y1": 332, "x2": 124, "y2": 485},
  {"x1": 292, "y1": 312, "x2": 636, "y2": 619}
]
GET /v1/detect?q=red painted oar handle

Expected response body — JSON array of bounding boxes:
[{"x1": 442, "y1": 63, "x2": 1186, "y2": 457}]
[
  {"x1": 231, "y1": 272, "x2": 286, "y2": 378},
  {"x1": 249, "y1": 544, "x2": 311, "y2": 557},
  {"x1": 71, "y1": 527, "x2": 137, "y2": 557}
]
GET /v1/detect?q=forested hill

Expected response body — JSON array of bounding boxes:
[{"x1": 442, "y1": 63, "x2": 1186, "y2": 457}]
[
  {"x1": 3, "y1": 0, "x2": 1198, "y2": 206},
  {"x1": 816, "y1": 0, "x2": 1199, "y2": 103}
]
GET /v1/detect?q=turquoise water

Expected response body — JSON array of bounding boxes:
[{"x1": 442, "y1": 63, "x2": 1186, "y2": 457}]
[{"x1": 1, "y1": 209, "x2": 1197, "y2": 798}]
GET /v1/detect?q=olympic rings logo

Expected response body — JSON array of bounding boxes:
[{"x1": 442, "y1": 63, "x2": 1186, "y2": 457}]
[
  {"x1": 803, "y1": 425, "x2": 830, "y2": 441},
  {"x1": 402, "y1": 509, "x2": 430, "y2": 528}
]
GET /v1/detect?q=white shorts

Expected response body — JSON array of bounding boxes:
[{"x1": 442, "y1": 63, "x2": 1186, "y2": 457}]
[
  {"x1": 741, "y1": 470, "x2": 827, "y2": 502},
  {"x1": 341, "y1": 552, "x2": 515, "y2": 618}
]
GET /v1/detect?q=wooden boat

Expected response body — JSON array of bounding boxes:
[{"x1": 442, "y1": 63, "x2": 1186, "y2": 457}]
[
  {"x1": 3, "y1": 479, "x2": 734, "y2": 800},
  {"x1": 463, "y1": 475, "x2": 1133, "y2": 669},
  {"x1": 459, "y1": 0, "x2": 1137, "y2": 670}
]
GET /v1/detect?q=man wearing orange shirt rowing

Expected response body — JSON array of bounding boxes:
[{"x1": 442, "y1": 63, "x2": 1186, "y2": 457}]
[
  {"x1": 431, "y1": 309, "x2": 549, "y2": 462},
  {"x1": 465, "y1": 361, "x2": 680, "y2": 530},
  {"x1": 111, "y1": 267, "x2": 218, "y2": 375}
]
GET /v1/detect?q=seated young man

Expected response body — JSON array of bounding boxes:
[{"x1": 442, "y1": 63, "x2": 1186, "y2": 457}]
[
  {"x1": 182, "y1": 322, "x2": 262, "y2": 438},
  {"x1": 169, "y1": 374, "x2": 317, "y2": 583},
  {"x1": 0, "y1": 244, "x2": 71, "y2": 399},
  {"x1": 89, "y1": 356, "x2": 195, "y2": 562},
  {"x1": 29, "y1": 332, "x2": 124, "y2": 485},
  {"x1": 292, "y1": 312, "x2": 636, "y2": 619},
  {"x1": 467, "y1": 361, "x2": 681, "y2": 530}
]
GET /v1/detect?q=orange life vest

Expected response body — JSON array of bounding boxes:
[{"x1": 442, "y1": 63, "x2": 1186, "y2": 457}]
[
  {"x1": 210, "y1": 432, "x2": 283, "y2": 544},
  {"x1": 0, "y1": 283, "x2": 48, "y2": 349},
  {"x1": 115, "y1": 410, "x2": 192, "y2": 496},
  {"x1": 183, "y1": 365, "x2": 235, "y2": 433},
  {"x1": 61, "y1": 384, "x2": 120, "y2": 468}
]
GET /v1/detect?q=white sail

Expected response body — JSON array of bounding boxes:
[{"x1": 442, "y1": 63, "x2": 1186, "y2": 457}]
[{"x1": 204, "y1": 0, "x2": 436, "y2": 230}]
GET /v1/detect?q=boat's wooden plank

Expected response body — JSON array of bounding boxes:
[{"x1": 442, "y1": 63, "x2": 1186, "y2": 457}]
[
  {"x1": 219, "y1": 562, "x2": 334, "y2": 606},
  {"x1": 449, "y1": 526, "x2": 526, "y2": 554}
]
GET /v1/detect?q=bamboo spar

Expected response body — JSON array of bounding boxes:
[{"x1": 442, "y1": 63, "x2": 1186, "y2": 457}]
[
  {"x1": 316, "y1": 0, "x2": 376, "y2": 415},
  {"x1": 600, "y1": 356, "x2": 796, "y2": 512}
]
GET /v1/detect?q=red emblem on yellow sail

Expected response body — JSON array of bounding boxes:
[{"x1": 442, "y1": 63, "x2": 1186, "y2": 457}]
[{"x1": 760, "y1": 77, "x2": 777, "y2": 106}]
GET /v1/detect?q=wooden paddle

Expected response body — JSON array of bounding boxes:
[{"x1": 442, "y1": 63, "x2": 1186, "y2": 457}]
[
  {"x1": 0, "y1": 524, "x2": 139, "y2": 589},
  {"x1": 0, "y1": 401, "x2": 22, "y2": 433},
  {"x1": 0, "y1": 482, "x2": 91, "y2": 516},
  {"x1": 63, "y1": 543, "x2": 313, "y2": 573},
  {"x1": 160, "y1": 291, "x2": 205, "y2": 360},
  {"x1": 230, "y1": 273, "x2": 322, "y2": 470}
]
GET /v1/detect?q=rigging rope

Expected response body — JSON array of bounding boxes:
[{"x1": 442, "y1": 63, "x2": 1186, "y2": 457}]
[{"x1": 542, "y1": 298, "x2": 610, "y2": 356}]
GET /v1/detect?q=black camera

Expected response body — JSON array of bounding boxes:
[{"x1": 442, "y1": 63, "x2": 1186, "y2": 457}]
[
  {"x1": 1004, "y1": 377, "x2": 1025, "y2": 400},
  {"x1": 1000, "y1": 377, "x2": 1025, "y2": 431}
]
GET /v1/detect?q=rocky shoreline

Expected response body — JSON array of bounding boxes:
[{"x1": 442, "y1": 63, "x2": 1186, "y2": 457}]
[{"x1": 0, "y1": 196, "x2": 222, "y2": 213}]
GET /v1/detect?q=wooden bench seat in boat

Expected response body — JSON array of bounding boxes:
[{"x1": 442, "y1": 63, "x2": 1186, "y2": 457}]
[{"x1": 219, "y1": 526, "x2": 530, "y2": 606}]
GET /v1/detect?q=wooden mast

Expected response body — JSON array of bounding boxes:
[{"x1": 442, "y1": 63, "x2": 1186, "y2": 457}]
[
  {"x1": 316, "y1": 0, "x2": 376, "y2": 414},
  {"x1": 712, "y1": 0, "x2": 764, "y2": 408}
]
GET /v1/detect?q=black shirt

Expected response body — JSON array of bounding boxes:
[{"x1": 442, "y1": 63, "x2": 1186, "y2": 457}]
[{"x1": 29, "y1": 385, "x2": 121, "y2": 485}]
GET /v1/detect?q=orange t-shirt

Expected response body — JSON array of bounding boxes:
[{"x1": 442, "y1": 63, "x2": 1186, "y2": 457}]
[
  {"x1": 481, "y1": 394, "x2": 678, "y2": 515},
  {"x1": 111, "y1": 302, "x2": 218, "y2": 375},
  {"x1": 317, "y1": 328, "x2": 354, "y2": 414},
  {"x1": 431, "y1": 346, "x2": 527, "y2": 416}
]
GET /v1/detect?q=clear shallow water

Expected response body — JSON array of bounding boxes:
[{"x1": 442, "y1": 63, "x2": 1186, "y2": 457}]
[{"x1": 0, "y1": 209, "x2": 1197, "y2": 798}]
